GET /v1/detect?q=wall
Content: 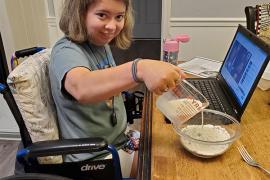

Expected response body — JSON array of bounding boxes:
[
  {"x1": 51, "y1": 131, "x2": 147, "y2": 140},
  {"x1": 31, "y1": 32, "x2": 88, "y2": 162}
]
[
  {"x1": 4, "y1": 0, "x2": 50, "y2": 54},
  {"x1": 0, "y1": 0, "x2": 51, "y2": 139},
  {"x1": 171, "y1": 0, "x2": 268, "y2": 17},
  {"x1": 168, "y1": 0, "x2": 269, "y2": 61},
  {"x1": 0, "y1": 0, "x2": 15, "y2": 71},
  {"x1": 47, "y1": 0, "x2": 64, "y2": 46}
]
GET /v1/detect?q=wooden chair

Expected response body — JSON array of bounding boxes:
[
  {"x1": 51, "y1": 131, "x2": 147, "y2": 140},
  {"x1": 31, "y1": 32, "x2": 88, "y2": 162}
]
[
  {"x1": 245, "y1": 4, "x2": 270, "y2": 92},
  {"x1": 245, "y1": 3, "x2": 270, "y2": 44}
]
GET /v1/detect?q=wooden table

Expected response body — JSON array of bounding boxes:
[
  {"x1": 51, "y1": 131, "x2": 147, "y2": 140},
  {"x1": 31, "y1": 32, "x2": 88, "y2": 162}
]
[{"x1": 137, "y1": 88, "x2": 270, "y2": 180}]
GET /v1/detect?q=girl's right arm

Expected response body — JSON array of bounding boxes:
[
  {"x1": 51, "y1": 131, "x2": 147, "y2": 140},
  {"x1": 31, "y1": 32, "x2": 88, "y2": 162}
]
[{"x1": 64, "y1": 60, "x2": 185, "y2": 103}]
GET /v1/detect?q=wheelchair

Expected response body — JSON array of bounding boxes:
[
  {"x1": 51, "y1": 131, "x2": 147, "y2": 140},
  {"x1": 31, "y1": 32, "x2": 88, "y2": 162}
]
[{"x1": 0, "y1": 47, "x2": 138, "y2": 180}]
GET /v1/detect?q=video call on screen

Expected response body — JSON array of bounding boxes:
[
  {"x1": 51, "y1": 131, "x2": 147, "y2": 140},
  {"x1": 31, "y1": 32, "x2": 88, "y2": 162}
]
[{"x1": 221, "y1": 32, "x2": 267, "y2": 106}]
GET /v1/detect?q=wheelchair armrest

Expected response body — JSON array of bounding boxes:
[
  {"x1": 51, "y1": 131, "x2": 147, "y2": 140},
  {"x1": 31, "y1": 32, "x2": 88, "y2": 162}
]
[
  {"x1": 14, "y1": 47, "x2": 45, "y2": 58},
  {"x1": 18, "y1": 137, "x2": 108, "y2": 158}
]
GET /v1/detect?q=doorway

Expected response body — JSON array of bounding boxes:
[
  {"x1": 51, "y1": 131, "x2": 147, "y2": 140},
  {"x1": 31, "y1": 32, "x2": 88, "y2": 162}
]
[{"x1": 112, "y1": 0, "x2": 162, "y2": 65}]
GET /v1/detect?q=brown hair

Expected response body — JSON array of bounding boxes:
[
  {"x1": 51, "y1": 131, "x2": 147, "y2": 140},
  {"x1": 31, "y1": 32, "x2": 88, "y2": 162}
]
[{"x1": 59, "y1": 0, "x2": 134, "y2": 49}]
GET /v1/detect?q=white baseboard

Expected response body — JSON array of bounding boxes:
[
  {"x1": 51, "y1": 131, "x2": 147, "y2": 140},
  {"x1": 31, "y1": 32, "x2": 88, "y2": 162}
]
[{"x1": 0, "y1": 132, "x2": 21, "y2": 141}]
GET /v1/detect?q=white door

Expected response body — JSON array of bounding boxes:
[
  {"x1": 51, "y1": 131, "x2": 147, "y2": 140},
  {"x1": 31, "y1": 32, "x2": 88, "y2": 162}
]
[{"x1": 132, "y1": 0, "x2": 161, "y2": 39}]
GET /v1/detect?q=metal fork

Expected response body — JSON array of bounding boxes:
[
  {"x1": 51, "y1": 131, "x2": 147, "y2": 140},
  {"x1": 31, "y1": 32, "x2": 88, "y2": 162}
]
[{"x1": 237, "y1": 145, "x2": 270, "y2": 175}]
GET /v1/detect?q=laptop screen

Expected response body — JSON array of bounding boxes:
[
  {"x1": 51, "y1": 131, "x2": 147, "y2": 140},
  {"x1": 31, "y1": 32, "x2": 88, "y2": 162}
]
[{"x1": 220, "y1": 31, "x2": 268, "y2": 106}]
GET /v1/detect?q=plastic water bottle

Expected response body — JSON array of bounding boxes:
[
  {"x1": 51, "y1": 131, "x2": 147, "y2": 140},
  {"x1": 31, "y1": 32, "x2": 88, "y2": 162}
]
[
  {"x1": 163, "y1": 34, "x2": 190, "y2": 65},
  {"x1": 163, "y1": 34, "x2": 190, "y2": 123}
]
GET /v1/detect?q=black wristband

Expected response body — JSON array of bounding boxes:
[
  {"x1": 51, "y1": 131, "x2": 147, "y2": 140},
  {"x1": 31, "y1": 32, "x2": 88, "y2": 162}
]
[{"x1": 132, "y1": 58, "x2": 143, "y2": 83}]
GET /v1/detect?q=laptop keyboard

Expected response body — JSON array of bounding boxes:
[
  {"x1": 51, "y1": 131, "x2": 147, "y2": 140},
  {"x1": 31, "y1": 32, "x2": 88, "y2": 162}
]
[{"x1": 187, "y1": 79, "x2": 227, "y2": 112}]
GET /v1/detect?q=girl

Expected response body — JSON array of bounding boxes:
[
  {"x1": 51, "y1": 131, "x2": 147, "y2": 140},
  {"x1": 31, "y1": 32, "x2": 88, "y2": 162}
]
[{"x1": 49, "y1": 0, "x2": 185, "y2": 177}]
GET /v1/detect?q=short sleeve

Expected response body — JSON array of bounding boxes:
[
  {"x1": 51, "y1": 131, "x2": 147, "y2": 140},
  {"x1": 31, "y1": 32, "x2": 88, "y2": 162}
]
[{"x1": 50, "y1": 45, "x2": 92, "y2": 90}]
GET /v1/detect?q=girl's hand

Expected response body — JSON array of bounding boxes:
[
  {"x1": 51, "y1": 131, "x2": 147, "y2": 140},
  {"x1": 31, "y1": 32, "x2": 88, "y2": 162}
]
[{"x1": 137, "y1": 60, "x2": 186, "y2": 95}]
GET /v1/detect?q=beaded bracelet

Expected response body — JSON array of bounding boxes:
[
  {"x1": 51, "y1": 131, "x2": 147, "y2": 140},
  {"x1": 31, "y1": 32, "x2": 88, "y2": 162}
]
[{"x1": 132, "y1": 58, "x2": 143, "y2": 83}]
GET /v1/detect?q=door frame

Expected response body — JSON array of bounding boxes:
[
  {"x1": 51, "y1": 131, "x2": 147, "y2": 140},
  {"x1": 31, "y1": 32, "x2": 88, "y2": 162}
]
[
  {"x1": 161, "y1": 0, "x2": 171, "y2": 40},
  {"x1": 0, "y1": 0, "x2": 15, "y2": 69},
  {"x1": 161, "y1": 0, "x2": 171, "y2": 58}
]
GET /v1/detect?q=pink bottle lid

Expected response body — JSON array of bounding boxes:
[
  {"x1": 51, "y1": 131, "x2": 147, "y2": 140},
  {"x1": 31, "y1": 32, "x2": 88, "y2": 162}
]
[
  {"x1": 163, "y1": 40, "x2": 179, "y2": 52},
  {"x1": 175, "y1": 34, "x2": 190, "y2": 43}
]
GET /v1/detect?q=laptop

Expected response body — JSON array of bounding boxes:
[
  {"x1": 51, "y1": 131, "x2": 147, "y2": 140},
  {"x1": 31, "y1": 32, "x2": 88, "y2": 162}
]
[{"x1": 187, "y1": 24, "x2": 270, "y2": 121}]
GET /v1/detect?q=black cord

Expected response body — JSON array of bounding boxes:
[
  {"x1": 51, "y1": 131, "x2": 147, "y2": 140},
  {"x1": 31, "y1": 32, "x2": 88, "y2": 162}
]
[{"x1": 111, "y1": 96, "x2": 117, "y2": 126}]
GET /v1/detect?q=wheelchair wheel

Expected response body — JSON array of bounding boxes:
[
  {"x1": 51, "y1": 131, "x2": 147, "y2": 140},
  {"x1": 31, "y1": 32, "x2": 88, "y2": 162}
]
[{"x1": 0, "y1": 173, "x2": 72, "y2": 180}]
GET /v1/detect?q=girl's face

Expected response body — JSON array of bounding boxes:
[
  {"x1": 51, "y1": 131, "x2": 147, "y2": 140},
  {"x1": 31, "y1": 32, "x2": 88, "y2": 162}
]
[{"x1": 85, "y1": 0, "x2": 126, "y2": 46}]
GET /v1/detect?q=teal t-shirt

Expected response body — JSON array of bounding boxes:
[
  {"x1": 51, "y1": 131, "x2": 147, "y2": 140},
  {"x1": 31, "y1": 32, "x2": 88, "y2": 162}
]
[{"x1": 49, "y1": 37, "x2": 128, "y2": 161}]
